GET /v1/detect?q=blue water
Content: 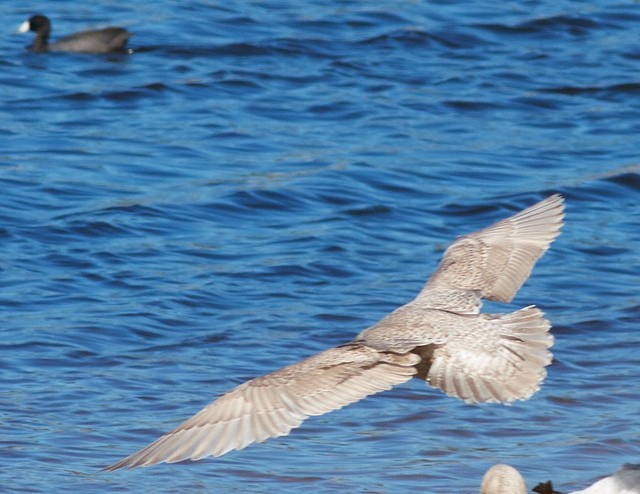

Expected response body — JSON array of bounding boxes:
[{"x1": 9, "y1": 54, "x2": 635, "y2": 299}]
[{"x1": 2, "y1": 1, "x2": 640, "y2": 492}]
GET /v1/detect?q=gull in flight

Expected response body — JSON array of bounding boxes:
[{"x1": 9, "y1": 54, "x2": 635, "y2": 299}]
[{"x1": 105, "y1": 194, "x2": 564, "y2": 470}]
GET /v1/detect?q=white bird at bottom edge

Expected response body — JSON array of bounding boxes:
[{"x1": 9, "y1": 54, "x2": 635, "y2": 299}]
[{"x1": 481, "y1": 463, "x2": 640, "y2": 494}]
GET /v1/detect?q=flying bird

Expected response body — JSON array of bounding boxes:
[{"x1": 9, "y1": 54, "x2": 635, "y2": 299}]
[{"x1": 105, "y1": 194, "x2": 564, "y2": 470}]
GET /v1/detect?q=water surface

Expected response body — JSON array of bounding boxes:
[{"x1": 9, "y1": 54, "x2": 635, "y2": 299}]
[{"x1": 2, "y1": 1, "x2": 640, "y2": 492}]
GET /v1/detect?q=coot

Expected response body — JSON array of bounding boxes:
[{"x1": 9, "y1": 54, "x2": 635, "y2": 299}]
[{"x1": 19, "y1": 14, "x2": 131, "y2": 54}]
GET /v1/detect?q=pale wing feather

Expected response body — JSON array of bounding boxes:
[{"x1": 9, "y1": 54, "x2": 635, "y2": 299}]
[
  {"x1": 426, "y1": 306, "x2": 553, "y2": 403},
  {"x1": 105, "y1": 344, "x2": 419, "y2": 470},
  {"x1": 418, "y1": 194, "x2": 564, "y2": 313}
]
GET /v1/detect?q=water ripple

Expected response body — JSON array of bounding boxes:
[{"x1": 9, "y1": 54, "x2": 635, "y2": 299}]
[{"x1": 2, "y1": 1, "x2": 640, "y2": 493}]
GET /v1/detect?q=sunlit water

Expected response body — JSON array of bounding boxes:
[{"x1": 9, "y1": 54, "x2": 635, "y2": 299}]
[{"x1": 2, "y1": 1, "x2": 639, "y2": 493}]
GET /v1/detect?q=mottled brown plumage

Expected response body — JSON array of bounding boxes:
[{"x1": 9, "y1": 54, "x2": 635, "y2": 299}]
[{"x1": 105, "y1": 195, "x2": 564, "y2": 471}]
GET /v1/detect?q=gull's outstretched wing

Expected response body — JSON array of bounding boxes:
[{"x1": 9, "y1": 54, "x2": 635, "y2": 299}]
[
  {"x1": 105, "y1": 344, "x2": 419, "y2": 470},
  {"x1": 416, "y1": 194, "x2": 565, "y2": 313}
]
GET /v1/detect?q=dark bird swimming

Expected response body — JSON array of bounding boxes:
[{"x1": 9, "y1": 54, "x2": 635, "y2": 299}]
[{"x1": 19, "y1": 14, "x2": 131, "y2": 54}]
